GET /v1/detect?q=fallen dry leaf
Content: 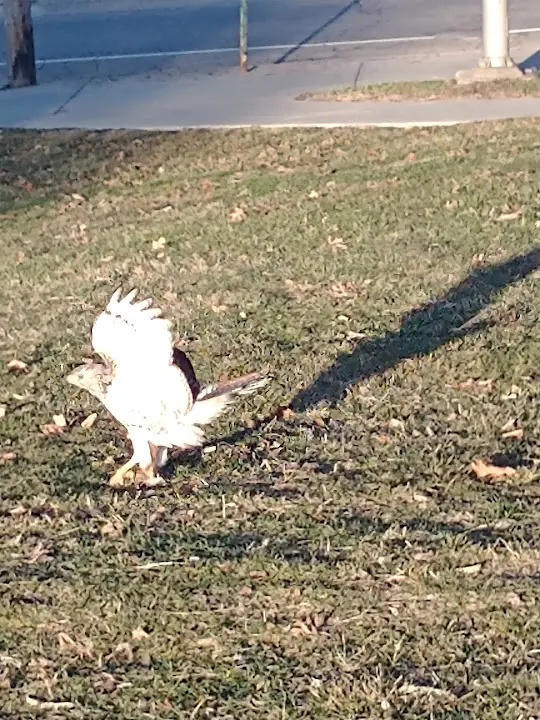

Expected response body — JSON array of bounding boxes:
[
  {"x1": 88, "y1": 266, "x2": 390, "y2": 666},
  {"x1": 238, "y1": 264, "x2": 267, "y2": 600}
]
[
  {"x1": 152, "y1": 236, "x2": 167, "y2": 251},
  {"x1": 388, "y1": 418, "x2": 405, "y2": 431},
  {"x1": 71, "y1": 192, "x2": 86, "y2": 202},
  {"x1": 275, "y1": 406, "x2": 294, "y2": 420},
  {"x1": 52, "y1": 414, "x2": 67, "y2": 428},
  {"x1": 7, "y1": 359, "x2": 28, "y2": 373},
  {"x1": 398, "y1": 684, "x2": 454, "y2": 699},
  {"x1": 500, "y1": 418, "x2": 523, "y2": 438},
  {"x1": 496, "y1": 209, "x2": 522, "y2": 222},
  {"x1": 228, "y1": 206, "x2": 247, "y2": 222},
  {"x1": 101, "y1": 520, "x2": 123, "y2": 537},
  {"x1": 99, "y1": 672, "x2": 119, "y2": 692},
  {"x1": 457, "y1": 563, "x2": 483, "y2": 576},
  {"x1": 327, "y1": 236, "x2": 347, "y2": 251},
  {"x1": 14, "y1": 177, "x2": 33, "y2": 192},
  {"x1": 308, "y1": 189, "x2": 320, "y2": 199},
  {"x1": 81, "y1": 412, "x2": 98, "y2": 430},
  {"x1": 471, "y1": 253, "x2": 486, "y2": 266},
  {"x1": 501, "y1": 428, "x2": 524, "y2": 440},
  {"x1": 288, "y1": 620, "x2": 315, "y2": 637},
  {"x1": 249, "y1": 570, "x2": 268, "y2": 580},
  {"x1": 133, "y1": 265, "x2": 145, "y2": 277},
  {"x1": 26, "y1": 541, "x2": 48, "y2": 564},
  {"x1": 113, "y1": 642, "x2": 133, "y2": 662},
  {"x1": 500, "y1": 417, "x2": 517, "y2": 433},
  {"x1": 9, "y1": 504, "x2": 25, "y2": 515},
  {"x1": 41, "y1": 423, "x2": 65, "y2": 436},
  {"x1": 505, "y1": 591, "x2": 523, "y2": 608},
  {"x1": 385, "y1": 574, "x2": 409, "y2": 584},
  {"x1": 284, "y1": 278, "x2": 316, "y2": 301},
  {"x1": 470, "y1": 458, "x2": 516, "y2": 480},
  {"x1": 501, "y1": 384, "x2": 522, "y2": 400},
  {"x1": 26, "y1": 697, "x2": 74, "y2": 710},
  {"x1": 328, "y1": 281, "x2": 362, "y2": 298},
  {"x1": 132, "y1": 626, "x2": 149, "y2": 641},
  {"x1": 0, "y1": 451, "x2": 16, "y2": 461},
  {"x1": 0, "y1": 404, "x2": 5, "y2": 419},
  {"x1": 457, "y1": 378, "x2": 493, "y2": 390},
  {"x1": 57, "y1": 631, "x2": 94, "y2": 659}
]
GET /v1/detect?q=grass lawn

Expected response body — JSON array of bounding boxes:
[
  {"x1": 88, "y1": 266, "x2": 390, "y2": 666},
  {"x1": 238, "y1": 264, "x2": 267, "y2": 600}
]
[
  {"x1": 297, "y1": 76, "x2": 540, "y2": 103},
  {"x1": 2, "y1": 121, "x2": 540, "y2": 718}
]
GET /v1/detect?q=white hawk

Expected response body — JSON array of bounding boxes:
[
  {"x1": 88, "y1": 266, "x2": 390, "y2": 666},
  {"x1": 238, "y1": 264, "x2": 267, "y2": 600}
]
[{"x1": 67, "y1": 288, "x2": 270, "y2": 486}]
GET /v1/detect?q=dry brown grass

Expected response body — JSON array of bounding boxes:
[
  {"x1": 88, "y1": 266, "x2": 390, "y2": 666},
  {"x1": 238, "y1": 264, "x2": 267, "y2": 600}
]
[{"x1": 298, "y1": 75, "x2": 540, "y2": 103}]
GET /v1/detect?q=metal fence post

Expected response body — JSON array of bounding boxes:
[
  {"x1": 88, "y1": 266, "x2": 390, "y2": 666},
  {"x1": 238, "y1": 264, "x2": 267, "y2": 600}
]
[{"x1": 239, "y1": 0, "x2": 248, "y2": 72}]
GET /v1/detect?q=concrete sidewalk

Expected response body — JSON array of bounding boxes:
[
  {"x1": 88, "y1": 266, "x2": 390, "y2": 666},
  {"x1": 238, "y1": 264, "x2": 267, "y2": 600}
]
[{"x1": 0, "y1": 33, "x2": 539, "y2": 130}]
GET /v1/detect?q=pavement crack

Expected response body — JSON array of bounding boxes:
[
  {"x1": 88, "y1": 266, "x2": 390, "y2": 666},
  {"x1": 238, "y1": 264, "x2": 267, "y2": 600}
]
[{"x1": 54, "y1": 77, "x2": 93, "y2": 115}]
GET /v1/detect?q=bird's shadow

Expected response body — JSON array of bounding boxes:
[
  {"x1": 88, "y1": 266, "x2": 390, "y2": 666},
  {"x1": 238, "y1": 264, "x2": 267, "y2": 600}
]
[
  {"x1": 219, "y1": 246, "x2": 540, "y2": 446},
  {"x1": 159, "y1": 447, "x2": 203, "y2": 480},
  {"x1": 291, "y1": 246, "x2": 540, "y2": 411}
]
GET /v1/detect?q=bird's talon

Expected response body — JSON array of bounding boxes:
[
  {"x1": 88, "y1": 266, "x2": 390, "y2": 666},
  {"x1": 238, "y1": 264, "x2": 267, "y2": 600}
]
[
  {"x1": 144, "y1": 476, "x2": 165, "y2": 487},
  {"x1": 139, "y1": 471, "x2": 165, "y2": 487},
  {"x1": 109, "y1": 473, "x2": 125, "y2": 487},
  {"x1": 109, "y1": 468, "x2": 136, "y2": 487}
]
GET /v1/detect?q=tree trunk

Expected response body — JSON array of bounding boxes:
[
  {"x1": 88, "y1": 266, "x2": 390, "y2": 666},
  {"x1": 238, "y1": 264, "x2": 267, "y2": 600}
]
[{"x1": 3, "y1": 0, "x2": 37, "y2": 87}]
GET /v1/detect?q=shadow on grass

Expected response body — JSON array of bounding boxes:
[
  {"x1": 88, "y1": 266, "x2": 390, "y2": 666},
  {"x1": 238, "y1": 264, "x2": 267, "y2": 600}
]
[
  {"x1": 218, "y1": 246, "x2": 540, "y2": 454},
  {"x1": 130, "y1": 513, "x2": 533, "y2": 569},
  {"x1": 291, "y1": 246, "x2": 540, "y2": 411},
  {"x1": 0, "y1": 129, "x2": 221, "y2": 212}
]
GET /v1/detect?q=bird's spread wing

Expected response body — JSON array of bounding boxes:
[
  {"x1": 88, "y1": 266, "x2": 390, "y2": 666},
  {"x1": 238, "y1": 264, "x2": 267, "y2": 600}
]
[{"x1": 91, "y1": 288, "x2": 174, "y2": 373}]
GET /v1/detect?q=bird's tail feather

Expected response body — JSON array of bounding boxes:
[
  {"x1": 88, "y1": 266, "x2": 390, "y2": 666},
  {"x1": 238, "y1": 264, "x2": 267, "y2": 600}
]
[
  {"x1": 185, "y1": 371, "x2": 270, "y2": 428},
  {"x1": 170, "y1": 423, "x2": 206, "y2": 450}
]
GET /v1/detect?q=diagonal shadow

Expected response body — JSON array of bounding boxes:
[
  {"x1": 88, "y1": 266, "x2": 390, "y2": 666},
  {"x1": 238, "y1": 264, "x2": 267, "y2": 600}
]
[
  {"x1": 215, "y1": 246, "x2": 540, "y2": 455},
  {"x1": 275, "y1": 0, "x2": 361, "y2": 64},
  {"x1": 290, "y1": 247, "x2": 540, "y2": 412},
  {"x1": 519, "y1": 48, "x2": 540, "y2": 72}
]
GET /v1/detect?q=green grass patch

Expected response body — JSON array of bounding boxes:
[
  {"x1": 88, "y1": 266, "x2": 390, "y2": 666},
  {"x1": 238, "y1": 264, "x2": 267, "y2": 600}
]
[
  {"x1": 298, "y1": 75, "x2": 540, "y2": 102},
  {"x1": 2, "y1": 122, "x2": 540, "y2": 717}
]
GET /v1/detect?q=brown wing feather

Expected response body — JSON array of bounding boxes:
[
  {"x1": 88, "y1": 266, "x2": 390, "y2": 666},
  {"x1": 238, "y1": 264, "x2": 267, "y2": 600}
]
[
  {"x1": 172, "y1": 347, "x2": 201, "y2": 402},
  {"x1": 197, "y1": 371, "x2": 269, "y2": 401}
]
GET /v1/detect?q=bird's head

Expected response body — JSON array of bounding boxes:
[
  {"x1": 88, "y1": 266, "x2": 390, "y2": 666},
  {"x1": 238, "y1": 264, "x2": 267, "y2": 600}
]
[{"x1": 66, "y1": 362, "x2": 111, "y2": 401}]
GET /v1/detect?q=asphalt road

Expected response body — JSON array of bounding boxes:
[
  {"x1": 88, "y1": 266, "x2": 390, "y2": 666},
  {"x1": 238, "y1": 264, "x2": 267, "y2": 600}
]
[{"x1": 0, "y1": 0, "x2": 538, "y2": 64}]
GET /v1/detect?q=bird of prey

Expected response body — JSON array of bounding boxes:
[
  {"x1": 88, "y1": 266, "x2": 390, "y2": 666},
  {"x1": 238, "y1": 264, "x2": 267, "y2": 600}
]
[{"x1": 67, "y1": 288, "x2": 270, "y2": 486}]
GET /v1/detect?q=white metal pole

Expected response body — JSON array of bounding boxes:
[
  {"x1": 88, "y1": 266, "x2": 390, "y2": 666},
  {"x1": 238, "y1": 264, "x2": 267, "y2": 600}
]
[{"x1": 482, "y1": 0, "x2": 512, "y2": 68}]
